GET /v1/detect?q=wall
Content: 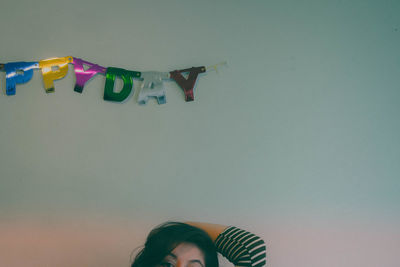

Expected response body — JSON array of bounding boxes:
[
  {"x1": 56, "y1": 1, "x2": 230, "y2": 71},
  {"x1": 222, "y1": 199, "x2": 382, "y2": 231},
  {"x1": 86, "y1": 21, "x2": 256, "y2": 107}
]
[{"x1": 0, "y1": 0, "x2": 399, "y2": 266}]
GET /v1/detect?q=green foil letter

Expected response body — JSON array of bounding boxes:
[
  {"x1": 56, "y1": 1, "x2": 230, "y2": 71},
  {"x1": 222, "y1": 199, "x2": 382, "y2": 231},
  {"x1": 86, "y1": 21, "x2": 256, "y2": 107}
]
[{"x1": 104, "y1": 67, "x2": 140, "y2": 102}]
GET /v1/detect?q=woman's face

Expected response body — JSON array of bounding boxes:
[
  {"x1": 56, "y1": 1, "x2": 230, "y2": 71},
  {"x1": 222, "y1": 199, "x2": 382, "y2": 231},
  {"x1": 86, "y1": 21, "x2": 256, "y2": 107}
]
[{"x1": 157, "y1": 242, "x2": 205, "y2": 267}]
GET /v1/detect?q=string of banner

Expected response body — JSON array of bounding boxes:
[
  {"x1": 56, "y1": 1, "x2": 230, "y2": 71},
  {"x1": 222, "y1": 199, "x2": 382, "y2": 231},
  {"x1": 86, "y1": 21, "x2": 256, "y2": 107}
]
[{"x1": 0, "y1": 57, "x2": 227, "y2": 104}]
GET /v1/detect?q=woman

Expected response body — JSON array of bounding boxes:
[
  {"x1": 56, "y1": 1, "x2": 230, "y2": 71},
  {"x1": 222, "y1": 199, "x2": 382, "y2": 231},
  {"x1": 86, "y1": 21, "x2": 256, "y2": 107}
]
[{"x1": 131, "y1": 221, "x2": 266, "y2": 267}]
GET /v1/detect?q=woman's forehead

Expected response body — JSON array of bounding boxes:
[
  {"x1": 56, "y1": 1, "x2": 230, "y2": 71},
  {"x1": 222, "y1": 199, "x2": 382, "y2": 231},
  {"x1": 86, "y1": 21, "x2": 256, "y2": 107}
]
[{"x1": 170, "y1": 243, "x2": 205, "y2": 266}]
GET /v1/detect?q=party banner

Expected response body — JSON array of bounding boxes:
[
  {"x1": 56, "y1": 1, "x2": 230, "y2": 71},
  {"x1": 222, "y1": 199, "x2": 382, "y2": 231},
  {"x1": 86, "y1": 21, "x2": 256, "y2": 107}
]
[{"x1": 0, "y1": 57, "x2": 226, "y2": 105}]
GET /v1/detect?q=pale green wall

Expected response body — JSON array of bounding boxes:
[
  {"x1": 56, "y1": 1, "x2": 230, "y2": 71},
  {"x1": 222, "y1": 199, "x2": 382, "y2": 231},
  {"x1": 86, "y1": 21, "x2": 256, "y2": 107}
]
[{"x1": 1, "y1": 1, "x2": 399, "y2": 266}]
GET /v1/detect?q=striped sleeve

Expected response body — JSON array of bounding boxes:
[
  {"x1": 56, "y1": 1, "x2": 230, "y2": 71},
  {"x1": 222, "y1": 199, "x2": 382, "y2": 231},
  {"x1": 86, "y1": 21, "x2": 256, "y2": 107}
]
[{"x1": 215, "y1": 226, "x2": 266, "y2": 267}]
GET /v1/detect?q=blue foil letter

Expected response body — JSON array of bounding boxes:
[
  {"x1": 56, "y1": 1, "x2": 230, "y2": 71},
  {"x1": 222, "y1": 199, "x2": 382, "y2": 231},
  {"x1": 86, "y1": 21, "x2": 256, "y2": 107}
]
[{"x1": 4, "y1": 62, "x2": 39, "y2": 95}]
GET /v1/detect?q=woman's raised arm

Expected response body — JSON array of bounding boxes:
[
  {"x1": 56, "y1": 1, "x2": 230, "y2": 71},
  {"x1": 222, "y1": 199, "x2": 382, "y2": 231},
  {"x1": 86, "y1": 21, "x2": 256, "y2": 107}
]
[{"x1": 187, "y1": 222, "x2": 267, "y2": 267}]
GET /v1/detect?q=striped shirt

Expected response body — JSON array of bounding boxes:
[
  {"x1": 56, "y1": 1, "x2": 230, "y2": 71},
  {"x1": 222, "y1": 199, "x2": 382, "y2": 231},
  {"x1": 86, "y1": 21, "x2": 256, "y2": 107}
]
[{"x1": 215, "y1": 226, "x2": 266, "y2": 267}]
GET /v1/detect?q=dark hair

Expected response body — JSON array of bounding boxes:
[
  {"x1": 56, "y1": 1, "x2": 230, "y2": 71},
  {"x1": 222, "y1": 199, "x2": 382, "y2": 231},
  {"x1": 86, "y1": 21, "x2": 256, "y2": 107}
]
[{"x1": 131, "y1": 222, "x2": 219, "y2": 267}]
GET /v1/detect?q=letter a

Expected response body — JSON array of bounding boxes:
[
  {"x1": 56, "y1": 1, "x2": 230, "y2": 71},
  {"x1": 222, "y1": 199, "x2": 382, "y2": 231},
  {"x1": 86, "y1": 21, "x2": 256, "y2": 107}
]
[{"x1": 137, "y1": 71, "x2": 170, "y2": 105}]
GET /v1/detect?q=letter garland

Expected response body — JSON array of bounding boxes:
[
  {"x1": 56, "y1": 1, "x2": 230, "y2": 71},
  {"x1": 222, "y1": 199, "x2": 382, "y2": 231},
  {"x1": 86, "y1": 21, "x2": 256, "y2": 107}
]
[{"x1": 0, "y1": 57, "x2": 226, "y2": 104}]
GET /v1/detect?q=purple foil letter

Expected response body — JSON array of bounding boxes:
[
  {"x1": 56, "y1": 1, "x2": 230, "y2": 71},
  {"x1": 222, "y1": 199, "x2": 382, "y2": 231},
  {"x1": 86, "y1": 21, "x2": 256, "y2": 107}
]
[{"x1": 72, "y1": 57, "x2": 106, "y2": 93}]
